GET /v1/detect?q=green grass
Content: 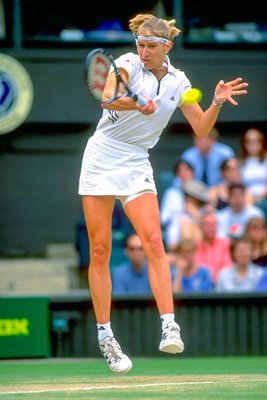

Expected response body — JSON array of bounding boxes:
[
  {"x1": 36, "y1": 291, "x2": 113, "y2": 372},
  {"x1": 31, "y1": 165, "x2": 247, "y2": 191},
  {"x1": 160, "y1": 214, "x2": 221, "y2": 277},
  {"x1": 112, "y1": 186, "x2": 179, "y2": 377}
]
[{"x1": 0, "y1": 357, "x2": 266, "y2": 399}]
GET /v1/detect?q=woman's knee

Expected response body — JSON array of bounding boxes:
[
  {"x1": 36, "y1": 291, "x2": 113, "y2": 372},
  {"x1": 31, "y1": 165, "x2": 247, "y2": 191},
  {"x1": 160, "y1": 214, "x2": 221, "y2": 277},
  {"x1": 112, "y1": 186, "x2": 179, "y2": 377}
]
[
  {"x1": 90, "y1": 241, "x2": 111, "y2": 266},
  {"x1": 144, "y1": 231, "x2": 165, "y2": 257}
]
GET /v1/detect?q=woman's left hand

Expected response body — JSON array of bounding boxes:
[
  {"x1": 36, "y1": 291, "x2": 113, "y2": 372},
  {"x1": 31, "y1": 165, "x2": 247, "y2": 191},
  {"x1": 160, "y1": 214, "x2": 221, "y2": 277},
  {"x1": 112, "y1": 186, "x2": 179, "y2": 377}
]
[{"x1": 215, "y1": 77, "x2": 249, "y2": 106}]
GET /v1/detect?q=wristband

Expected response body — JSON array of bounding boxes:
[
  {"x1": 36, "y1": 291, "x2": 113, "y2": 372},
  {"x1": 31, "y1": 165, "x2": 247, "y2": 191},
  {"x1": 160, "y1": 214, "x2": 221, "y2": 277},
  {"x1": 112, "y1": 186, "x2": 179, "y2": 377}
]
[{"x1": 212, "y1": 93, "x2": 225, "y2": 108}]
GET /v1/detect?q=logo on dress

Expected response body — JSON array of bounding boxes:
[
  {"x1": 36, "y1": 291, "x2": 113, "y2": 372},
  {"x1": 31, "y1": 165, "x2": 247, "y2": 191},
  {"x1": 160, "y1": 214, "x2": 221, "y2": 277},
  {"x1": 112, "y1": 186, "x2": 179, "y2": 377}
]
[
  {"x1": 170, "y1": 96, "x2": 175, "y2": 101},
  {"x1": 108, "y1": 110, "x2": 119, "y2": 124},
  {"x1": 145, "y1": 177, "x2": 151, "y2": 183}
]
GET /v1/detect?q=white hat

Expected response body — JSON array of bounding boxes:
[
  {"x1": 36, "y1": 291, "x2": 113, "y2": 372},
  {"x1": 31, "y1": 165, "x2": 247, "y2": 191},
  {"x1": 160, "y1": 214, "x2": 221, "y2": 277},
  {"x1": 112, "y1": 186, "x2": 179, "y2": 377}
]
[{"x1": 182, "y1": 179, "x2": 210, "y2": 203}]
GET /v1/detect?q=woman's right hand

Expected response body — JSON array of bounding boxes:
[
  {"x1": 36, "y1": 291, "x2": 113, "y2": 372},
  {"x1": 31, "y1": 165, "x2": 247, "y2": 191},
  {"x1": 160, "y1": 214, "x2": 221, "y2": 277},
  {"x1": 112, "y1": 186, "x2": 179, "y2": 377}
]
[{"x1": 137, "y1": 97, "x2": 157, "y2": 115}]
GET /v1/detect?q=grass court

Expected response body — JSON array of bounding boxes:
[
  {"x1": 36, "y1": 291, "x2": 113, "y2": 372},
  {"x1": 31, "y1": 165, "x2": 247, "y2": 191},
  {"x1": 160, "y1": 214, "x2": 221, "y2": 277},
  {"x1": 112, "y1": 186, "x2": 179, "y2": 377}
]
[{"x1": 0, "y1": 356, "x2": 266, "y2": 399}]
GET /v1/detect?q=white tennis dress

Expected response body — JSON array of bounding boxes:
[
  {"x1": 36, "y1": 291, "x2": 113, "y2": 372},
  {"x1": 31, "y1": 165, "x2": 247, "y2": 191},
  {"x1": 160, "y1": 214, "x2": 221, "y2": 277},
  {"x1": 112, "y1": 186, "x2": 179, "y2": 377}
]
[{"x1": 78, "y1": 52, "x2": 191, "y2": 197}]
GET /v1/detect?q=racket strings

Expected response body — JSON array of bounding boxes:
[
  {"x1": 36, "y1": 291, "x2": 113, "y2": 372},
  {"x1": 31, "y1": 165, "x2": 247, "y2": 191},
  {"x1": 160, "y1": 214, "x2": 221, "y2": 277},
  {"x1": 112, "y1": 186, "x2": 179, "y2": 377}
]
[
  {"x1": 86, "y1": 49, "x2": 134, "y2": 104},
  {"x1": 89, "y1": 54, "x2": 112, "y2": 101}
]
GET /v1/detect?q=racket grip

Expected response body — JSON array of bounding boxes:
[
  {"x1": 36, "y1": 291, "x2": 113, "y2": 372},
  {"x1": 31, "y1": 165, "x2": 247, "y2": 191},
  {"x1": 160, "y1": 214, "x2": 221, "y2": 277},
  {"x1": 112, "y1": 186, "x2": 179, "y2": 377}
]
[{"x1": 137, "y1": 96, "x2": 148, "y2": 106}]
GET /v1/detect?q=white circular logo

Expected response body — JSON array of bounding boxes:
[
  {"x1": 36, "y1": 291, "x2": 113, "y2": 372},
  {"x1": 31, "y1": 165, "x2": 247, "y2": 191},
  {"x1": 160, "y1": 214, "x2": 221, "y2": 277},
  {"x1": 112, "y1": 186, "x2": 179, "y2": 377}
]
[{"x1": 0, "y1": 53, "x2": 33, "y2": 135}]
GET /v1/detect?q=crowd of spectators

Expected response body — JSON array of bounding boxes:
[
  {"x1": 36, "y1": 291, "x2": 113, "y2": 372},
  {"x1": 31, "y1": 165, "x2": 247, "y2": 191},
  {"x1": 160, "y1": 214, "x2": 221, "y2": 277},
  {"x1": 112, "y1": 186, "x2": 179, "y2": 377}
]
[{"x1": 76, "y1": 125, "x2": 267, "y2": 293}]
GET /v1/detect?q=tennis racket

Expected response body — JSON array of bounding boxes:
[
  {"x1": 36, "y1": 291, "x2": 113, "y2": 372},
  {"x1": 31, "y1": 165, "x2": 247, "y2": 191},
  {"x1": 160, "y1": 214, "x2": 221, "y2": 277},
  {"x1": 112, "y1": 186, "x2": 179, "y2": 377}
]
[{"x1": 84, "y1": 48, "x2": 147, "y2": 106}]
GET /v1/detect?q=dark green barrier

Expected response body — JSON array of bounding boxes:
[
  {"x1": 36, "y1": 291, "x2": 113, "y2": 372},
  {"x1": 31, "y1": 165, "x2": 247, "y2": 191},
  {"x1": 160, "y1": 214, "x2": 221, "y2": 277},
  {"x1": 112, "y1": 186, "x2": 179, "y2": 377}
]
[
  {"x1": 0, "y1": 297, "x2": 50, "y2": 358},
  {"x1": 50, "y1": 292, "x2": 267, "y2": 358}
]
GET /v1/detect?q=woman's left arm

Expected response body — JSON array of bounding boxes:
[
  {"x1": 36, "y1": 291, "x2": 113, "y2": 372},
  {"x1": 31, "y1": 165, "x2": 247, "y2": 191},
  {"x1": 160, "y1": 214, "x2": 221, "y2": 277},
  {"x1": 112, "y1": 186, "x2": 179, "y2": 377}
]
[{"x1": 181, "y1": 77, "x2": 248, "y2": 137}]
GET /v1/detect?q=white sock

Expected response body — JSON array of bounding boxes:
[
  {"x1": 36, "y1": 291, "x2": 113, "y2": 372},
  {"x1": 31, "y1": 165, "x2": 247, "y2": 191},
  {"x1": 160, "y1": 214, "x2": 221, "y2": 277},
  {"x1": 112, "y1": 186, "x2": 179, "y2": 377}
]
[
  {"x1": 160, "y1": 313, "x2": 175, "y2": 331},
  {"x1": 97, "y1": 322, "x2": 114, "y2": 342}
]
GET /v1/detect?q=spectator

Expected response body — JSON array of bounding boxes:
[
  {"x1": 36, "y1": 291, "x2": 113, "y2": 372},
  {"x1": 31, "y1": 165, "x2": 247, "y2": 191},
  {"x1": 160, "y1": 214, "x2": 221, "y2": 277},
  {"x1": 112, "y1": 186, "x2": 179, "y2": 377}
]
[
  {"x1": 164, "y1": 179, "x2": 211, "y2": 251},
  {"x1": 181, "y1": 127, "x2": 235, "y2": 187},
  {"x1": 215, "y1": 237, "x2": 264, "y2": 292},
  {"x1": 194, "y1": 211, "x2": 232, "y2": 283},
  {"x1": 239, "y1": 127, "x2": 267, "y2": 206},
  {"x1": 111, "y1": 232, "x2": 151, "y2": 294},
  {"x1": 217, "y1": 182, "x2": 265, "y2": 239},
  {"x1": 160, "y1": 159, "x2": 195, "y2": 231},
  {"x1": 172, "y1": 239, "x2": 213, "y2": 293},
  {"x1": 208, "y1": 157, "x2": 253, "y2": 210},
  {"x1": 244, "y1": 216, "x2": 267, "y2": 267}
]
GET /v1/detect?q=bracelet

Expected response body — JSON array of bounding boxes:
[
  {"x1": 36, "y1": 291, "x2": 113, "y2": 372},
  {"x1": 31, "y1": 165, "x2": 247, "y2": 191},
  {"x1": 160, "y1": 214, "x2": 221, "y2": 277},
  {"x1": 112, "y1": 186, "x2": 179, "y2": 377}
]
[{"x1": 212, "y1": 93, "x2": 225, "y2": 108}]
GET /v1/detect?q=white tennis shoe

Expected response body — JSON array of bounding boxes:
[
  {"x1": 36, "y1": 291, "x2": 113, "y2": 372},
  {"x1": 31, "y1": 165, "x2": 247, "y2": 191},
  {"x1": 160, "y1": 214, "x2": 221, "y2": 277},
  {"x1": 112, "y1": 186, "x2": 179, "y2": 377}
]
[
  {"x1": 159, "y1": 321, "x2": 184, "y2": 354},
  {"x1": 99, "y1": 336, "x2": 132, "y2": 374}
]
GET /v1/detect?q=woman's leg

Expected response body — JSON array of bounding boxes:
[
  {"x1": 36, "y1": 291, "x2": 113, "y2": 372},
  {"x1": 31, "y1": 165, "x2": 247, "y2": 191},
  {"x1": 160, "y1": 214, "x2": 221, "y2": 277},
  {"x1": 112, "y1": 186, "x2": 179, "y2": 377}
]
[
  {"x1": 124, "y1": 192, "x2": 184, "y2": 354},
  {"x1": 82, "y1": 195, "x2": 133, "y2": 373},
  {"x1": 82, "y1": 195, "x2": 115, "y2": 324},
  {"x1": 124, "y1": 193, "x2": 173, "y2": 314}
]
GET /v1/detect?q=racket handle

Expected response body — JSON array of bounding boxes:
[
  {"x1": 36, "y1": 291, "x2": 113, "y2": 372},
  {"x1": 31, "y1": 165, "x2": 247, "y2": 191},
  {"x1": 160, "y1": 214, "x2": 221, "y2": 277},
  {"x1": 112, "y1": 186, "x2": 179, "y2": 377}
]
[{"x1": 137, "y1": 96, "x2": 148, "y2": 106}]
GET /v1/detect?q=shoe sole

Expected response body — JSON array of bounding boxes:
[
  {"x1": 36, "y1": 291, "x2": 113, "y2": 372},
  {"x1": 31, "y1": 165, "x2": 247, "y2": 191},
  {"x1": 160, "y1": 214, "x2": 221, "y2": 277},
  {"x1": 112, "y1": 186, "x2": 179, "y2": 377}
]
[
  {"x1": 112, "y1": 360, "x2": 133, "y2": 374},
  {"x1": 159, "y1": 340, "x2": 184, "y2": 354}
]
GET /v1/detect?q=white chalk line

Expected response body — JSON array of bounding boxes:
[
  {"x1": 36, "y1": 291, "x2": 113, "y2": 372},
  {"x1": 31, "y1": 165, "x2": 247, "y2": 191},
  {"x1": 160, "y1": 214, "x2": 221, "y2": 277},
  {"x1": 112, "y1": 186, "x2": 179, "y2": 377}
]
[{"x1": 1, "y1": 378, "x2": 266, "y2": 395}]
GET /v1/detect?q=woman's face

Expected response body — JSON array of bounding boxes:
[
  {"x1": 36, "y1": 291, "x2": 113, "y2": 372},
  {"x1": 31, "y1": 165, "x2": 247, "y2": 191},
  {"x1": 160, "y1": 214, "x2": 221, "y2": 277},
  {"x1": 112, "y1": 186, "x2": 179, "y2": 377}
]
[
  {"x1": 177, "y1": 162, "x2": 194, "y2": 182},
  {"x1": 244, "y1": 129, "x2": 263, "y2": 156},
  {"x1": 136, "y1": 31, "x2": 171, "y2": 70},
  {"x1": 233, "y1": 241, "x2": 252, "y2": 265},
  {"x1": 136, "y1": 41, "x2": 166, "y2": 70},
  {"x1": 223, "y1": 159, "x2": 241, "y2": 183},
  {"x1": 247, "y1": 219, "x2": 267, "y2": 242},
  {"x1": 178, "y1": 244, "x2": 195, "y2": 269}
]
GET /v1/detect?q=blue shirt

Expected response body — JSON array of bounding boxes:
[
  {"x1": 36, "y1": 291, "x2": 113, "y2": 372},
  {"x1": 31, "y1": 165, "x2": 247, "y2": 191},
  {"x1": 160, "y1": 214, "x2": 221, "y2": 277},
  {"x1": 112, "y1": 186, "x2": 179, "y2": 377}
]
[
  {"x1": 111, "y1": 261, "x2": 151, "y2": 294},
  {"x1": 255, "y1": 268, "x2": 267, "y2": 292},
  {"x1": 181, "y1": 142, "x2": 235, "y2": 186},
  {"x1": 174, "y1": 266, "x2": 213, "y2": 293},
  {"x1": 215, "y1": 263, "x2": 264, "y2": 292}
]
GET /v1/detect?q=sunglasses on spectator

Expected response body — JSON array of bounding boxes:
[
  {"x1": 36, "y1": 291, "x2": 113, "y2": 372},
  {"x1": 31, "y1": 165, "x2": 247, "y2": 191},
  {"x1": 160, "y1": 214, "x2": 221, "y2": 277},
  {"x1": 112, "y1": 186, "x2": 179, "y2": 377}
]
[{"x1": 127, "y1": 246, "x2": 144, "y2": 251}]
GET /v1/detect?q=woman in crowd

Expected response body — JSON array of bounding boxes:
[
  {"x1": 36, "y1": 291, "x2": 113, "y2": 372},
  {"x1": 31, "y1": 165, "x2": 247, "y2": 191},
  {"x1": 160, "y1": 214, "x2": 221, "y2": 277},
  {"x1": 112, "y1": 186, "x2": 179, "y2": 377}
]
[
  {"x1": 215, "y1": 237, "x2": 264, "y2": 292},
  {"x1": 172, "y1": 238, "x2": 213, "y2": 293},
  {"x1": 244, "y1": 216, "x2": 267, "y2": 267},
  {"x1": 239, "y1": 127, "x2": 267, "y2": 211},
  {"x1": 208, "y1": 157, "x2": 253, "y2": 210}
]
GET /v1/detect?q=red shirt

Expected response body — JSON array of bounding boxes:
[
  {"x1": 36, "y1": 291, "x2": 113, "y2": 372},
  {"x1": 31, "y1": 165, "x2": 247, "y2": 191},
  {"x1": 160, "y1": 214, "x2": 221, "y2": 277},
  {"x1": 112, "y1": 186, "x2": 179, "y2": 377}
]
[{"x1": 194, "y1": 237, "x2": 232, "y2": 283}]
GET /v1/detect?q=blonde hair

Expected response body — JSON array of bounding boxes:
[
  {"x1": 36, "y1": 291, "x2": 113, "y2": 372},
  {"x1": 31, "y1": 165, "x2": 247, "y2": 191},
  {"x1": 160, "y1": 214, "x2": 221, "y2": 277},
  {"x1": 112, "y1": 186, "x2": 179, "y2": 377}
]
[
  {"x1": 245, "y1": 216, "x2": 267, "y2": 256},
  {"x1": 129, "y1": 14, "x2": 181, "y2": 41}
]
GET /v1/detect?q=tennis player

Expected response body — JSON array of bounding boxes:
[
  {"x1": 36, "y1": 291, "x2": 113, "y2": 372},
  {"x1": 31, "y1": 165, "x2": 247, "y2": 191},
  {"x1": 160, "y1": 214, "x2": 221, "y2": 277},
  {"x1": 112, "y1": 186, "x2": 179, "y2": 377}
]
[{"x1": 78, "y1": 13, "x2": 248, "y2": 373}]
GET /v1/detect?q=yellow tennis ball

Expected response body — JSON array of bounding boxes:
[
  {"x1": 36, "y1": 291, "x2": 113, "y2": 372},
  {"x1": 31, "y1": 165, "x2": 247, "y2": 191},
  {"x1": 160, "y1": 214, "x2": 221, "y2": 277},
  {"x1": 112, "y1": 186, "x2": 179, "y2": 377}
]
[{"x1": 182, "y1": 88, "x2": 203, "y2": 104}]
